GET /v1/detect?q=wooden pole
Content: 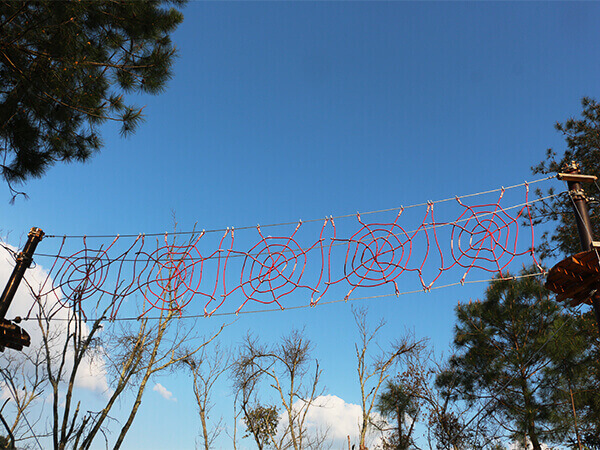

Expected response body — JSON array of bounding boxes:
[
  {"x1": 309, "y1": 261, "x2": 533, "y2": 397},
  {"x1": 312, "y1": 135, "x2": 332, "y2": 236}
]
[
  {"x1": 0, "y1": 227, "x2": 44, "y2": 318},
  {"x1": 0, "y1": 227, "x2": 43, "y2": 351},
  {"x1": 561, "y1": 162, "x2": 600, "y2": 334}
]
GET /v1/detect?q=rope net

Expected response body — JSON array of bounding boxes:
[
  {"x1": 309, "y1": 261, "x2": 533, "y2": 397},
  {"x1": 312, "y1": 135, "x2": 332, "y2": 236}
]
[{"x1": 9, "y1": 180, "x2": 553, "y2": 319}]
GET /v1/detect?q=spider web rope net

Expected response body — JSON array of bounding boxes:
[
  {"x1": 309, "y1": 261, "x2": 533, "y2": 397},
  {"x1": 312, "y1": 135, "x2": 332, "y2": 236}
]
[{"x1": 5, "y1": 178, "x2": 558, "y2": 320}]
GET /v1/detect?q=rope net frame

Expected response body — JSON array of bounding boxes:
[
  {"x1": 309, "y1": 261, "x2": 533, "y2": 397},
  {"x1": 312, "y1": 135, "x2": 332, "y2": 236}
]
[{"x1": 6, "y1": 179, "x2": 556, "y2": 320}]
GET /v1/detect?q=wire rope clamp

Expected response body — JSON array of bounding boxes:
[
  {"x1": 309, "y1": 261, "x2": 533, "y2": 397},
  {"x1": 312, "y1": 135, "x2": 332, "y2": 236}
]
[{"x1": 568, "y1": 188, "x2": 587, "y2": 201}]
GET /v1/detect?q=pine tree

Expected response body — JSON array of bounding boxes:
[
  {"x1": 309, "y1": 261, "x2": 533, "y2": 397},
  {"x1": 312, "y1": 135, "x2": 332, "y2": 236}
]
[
  {"x1": 0, "y1": 1, "x2": 185, "y2": 191},
  {"x1": 532, "y1": 97, "x2": 600, "y2": 259},
  {"x1": 376, "y1": 380, "x2": 419, "y2": 450},
  {"x1": 436, "y1": 270, "x2": 569, "y2": 449},
  {"x1": 532, "y1": 97, "x2": 600, "y2": 448},
  {"x1": 543, "y1": 310, "x2": 600, "y2": 449}
]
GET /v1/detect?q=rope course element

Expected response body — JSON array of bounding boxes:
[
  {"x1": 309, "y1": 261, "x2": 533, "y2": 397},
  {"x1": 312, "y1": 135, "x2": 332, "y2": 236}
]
[
  {"x1": 21, "y1": 272, "x2": 548, "y2": 322},
  {"x1": 6, "y1": 178, "x2": 555, "y2": 320}
]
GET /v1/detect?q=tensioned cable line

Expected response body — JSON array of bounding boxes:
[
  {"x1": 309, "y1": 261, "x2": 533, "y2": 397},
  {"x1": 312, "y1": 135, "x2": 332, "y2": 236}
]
[
  {"x1": 31, "y1": 190, "x2": 562, "y2": 263},
  {"x1": 6, "y1": 176, "x2": 554, "y2": 318},
  {"x1": 21, "y1": 271, "x2": 547, "y2": 322},
  {"x1": 43, "y1": 176, "x2": 555, "y2": 239}
]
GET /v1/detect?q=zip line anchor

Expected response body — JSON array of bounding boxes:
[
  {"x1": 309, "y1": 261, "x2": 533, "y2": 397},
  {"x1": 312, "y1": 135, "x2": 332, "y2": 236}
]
[
  {"x1": 547, "y1": 163, "x2": 600, "y2": 334},
  {"x1": 0, "y1": 227, "x2": 44, "y2": 351}
]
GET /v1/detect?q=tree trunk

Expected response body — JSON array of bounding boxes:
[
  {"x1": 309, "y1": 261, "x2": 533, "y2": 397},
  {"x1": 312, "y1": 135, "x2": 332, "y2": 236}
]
[
  {"x1": 518, "y1": 371, "x2": 542, "y2": 450},
  {"x1": 529, "y1": 430, "x2": 542, "y2": 450},
  {"x1": 199, "y1": 407, "x2": 209, "y2": 450},
  {"x1": 113, "y1": 312, "x2": 171, "y2": 449},
  {"x1": 397, "y1": 405, "x2": 403, "y2": 448}
]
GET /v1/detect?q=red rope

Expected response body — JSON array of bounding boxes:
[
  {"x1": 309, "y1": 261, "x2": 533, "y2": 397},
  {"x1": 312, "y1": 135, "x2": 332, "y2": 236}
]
[{"x1": 31, "y1": 187, "x2": 540, "y2": 318}]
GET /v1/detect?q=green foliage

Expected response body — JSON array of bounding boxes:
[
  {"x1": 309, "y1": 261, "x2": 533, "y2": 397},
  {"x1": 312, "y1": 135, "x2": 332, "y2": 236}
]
[
  {"x1": 532, "y1": 97, "x2": 600, "y2": 259},
  {"x1": 242, "y1": 404, "x2": 279, "y2": 449},
  {"x1": 0, "y1": 0, "x2": 185, "y2": 188},
  {"x1": 377, "y1": 380, "x2": 418, "y2": 419},
  {"x1": 0, "y1": 436, "x2": 14, "y2": 449},
  {"x1": 428, "y1": 409, "x2": 477, "y2": 450},
  {"x1": 531, "y1": 97, "x2": 600, "y2": 448},
  {"x1": 376, "y1": 380, "x2": 419, "y2": 450},
  {"x1": 437, "y1": 270, "x2": 570, "y2": 449},
  {"x1": 543, "y1": 309, "x2": 600, "y2": 449}
]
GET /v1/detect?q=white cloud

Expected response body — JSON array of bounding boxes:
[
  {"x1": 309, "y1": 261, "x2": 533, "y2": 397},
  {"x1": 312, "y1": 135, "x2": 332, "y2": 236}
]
[
  {"x1": 277, "y1": 395, "x2": 383, "y2": 449},
  {"x1": 509, "y1": 440, "x2": 551, "y2": 450},
  {"x1": 74, "y1": 355, "x2": 110, "y2": 394},
  {"x1": 153, "y1": 383, "x2": 176, "y2": 402},
  {"x1": 0, "y1": 242, "x2": 110, "y2": 395},
  {"x1": 0, "y1": 382, "x2": 13, "y2": 401},
  {"x1": 304, "y1": 395, "x2": 362, "y2": 441}
]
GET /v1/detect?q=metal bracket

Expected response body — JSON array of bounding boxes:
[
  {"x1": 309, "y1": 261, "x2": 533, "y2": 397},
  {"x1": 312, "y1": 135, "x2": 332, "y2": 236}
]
[
  {"x1": 558, "y1": 173, "x2": 598, "y2": 183},
  {"x1": 0, "y1": 319, "x2": 30, "y2": 352}
]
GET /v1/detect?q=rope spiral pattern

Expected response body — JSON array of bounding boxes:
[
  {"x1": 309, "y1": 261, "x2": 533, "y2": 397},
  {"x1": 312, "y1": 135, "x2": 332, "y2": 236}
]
[{"x1": 21, "y1": 183, "x2": 543, "y2": 318}]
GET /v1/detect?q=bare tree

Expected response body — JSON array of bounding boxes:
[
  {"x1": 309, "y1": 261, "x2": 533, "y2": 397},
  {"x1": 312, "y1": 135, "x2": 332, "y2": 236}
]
[
  {"x1": 36, "y1": 292, "x2": 111, "y2": 450},
  {"x1": 0, "y1": 336, "x2": 49, "y2": 448},
  {"x1": 392, "y1": 343, "x2": 503, "y2": 450},
  {"x1": 352, "y1": 307, "x2": 424, "y2": 450},
  {"x1": 232, "y1": 329, "x2": 326, "y2": 450},
  {"x1": 0, "y1": 230, "x2": 226, "y2": 449},
  {"x1": 30, "y1": 277, "x2": 226, "y2": 450},
  {"x1": 184, "y1": 341, "x2": 231, "y2": 450}
]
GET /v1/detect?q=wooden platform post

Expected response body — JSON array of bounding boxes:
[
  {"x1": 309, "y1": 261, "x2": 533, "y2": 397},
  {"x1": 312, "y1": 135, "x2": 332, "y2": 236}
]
[
  {"x1": 0, "y1": 227, "x2": 44, "y2": 351},
  {"x1": 559, "y1": 162, "x2": 600, "y2": 333}
]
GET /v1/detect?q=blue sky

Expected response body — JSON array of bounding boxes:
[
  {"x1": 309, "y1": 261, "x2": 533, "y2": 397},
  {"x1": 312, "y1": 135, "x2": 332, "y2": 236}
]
[{"x1": 2, "y1": 2, "x2": 600, "y2": 449}]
